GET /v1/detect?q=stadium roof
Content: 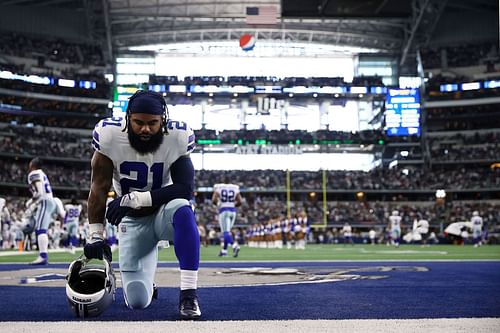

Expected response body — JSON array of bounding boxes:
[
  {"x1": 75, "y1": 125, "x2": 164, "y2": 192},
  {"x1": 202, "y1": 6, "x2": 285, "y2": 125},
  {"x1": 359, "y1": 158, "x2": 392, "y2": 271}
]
[{"x1": 0, "y1": 0, "x2": 497, "y2": 68}]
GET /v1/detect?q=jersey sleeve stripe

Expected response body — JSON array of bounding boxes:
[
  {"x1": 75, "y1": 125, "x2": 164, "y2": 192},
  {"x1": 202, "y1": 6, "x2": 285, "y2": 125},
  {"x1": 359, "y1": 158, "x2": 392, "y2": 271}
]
[
  {"x1": 92, "y1": 139, "x2": 100, "y2": 150},
  {"x1": 188, "y1": 134, "x2": 195, "y2": 144},
  {"x1": 187, "y1": 142, "x2": 195, "y2": 152},
  {"x1": 93, "y1": 130, "x2": 100, "y2": 142},
  {"x1": 29, "y1": 174, "x2": 41, "y2": 182}
]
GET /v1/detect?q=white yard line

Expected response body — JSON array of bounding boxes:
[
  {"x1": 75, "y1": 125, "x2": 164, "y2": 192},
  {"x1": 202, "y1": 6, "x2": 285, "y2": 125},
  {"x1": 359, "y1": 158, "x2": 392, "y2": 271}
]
[{"x1": 1, "y1": 318, "x2": 499, "y2": 333}]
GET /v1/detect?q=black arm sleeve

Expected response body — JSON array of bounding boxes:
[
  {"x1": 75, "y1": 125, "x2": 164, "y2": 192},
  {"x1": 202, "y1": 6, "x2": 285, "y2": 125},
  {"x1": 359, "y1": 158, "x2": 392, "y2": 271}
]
[{"x1": 150, "y1": 156, "x2": 195, "y2": 206}]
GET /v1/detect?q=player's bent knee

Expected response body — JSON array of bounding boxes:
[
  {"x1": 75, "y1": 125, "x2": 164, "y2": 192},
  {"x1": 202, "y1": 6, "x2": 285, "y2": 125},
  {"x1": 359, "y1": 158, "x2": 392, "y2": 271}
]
[
  {"x1": 166, "y1": 198, "x2": 190, "y2": 212},
  {"x1": 164, "y1": 198, "x2": 191, "y2": 223},
  {"x1": 156, "y1": 199, "x2": 194, "y2": 239},
  {"x1": 124, "y1": 280, "x2": 151, "y2": 309}
]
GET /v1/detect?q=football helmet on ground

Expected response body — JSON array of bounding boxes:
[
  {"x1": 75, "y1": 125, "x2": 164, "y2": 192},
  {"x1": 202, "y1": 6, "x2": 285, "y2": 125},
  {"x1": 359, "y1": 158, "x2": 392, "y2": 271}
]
[{"x1": 65, "y1": 256, "x2": 116, "y2": 318}]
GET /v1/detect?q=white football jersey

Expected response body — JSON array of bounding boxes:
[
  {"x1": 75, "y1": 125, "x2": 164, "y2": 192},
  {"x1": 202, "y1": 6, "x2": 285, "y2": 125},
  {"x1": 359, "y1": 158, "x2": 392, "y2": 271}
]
[
  {"x1": 389, "y1": 215, "x2": 401, "y2": 230},
  {"x1": 64, "y1": 204, "x2": 82, "y2": 223},
  {"x1": 471, "y1": 216, "x2": 483, "y2": 229},
  {"x1": 213, "y1": 183, "x2": 240, "y2": 210},
  {"x1": 342, "y1": 225, "x2": 352, "y2": 237},
  {"x1": 445, "y1": 222, "x2": 467, "y2": 236},
  {"x1": 27, "y1": 169, "x2": 53, "y2": 199},
  {"x1": 92, "y1": 117, "x2": 195, "y2": 196}
]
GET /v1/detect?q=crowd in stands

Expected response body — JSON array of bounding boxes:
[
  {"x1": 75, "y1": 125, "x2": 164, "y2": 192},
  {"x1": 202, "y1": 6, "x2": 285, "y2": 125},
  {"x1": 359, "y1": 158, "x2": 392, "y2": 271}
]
[
  {"x1": 0, "y1": 144, "x2": 498, "y2": 194},
  {"x1": 429, "y1": 131, "x2": 500, "y2": 145},
  {"x1": 427, "y1": 118, "x2": 500, "y2": 132},
  {"x1": 428, "y1": 131, "x2": 500, "y2": 162},
  {"x1": 151, "y1": 75, "x2": 382, "y2": 88},
  {"x1": 427, "y1": 104, "x2": 500, "y2": 120},
  {"x1": 0, "y1": 95, "x2": 108, "y2": 116},
  {"x1": 1, "y1": 194, "x2": 498, "y2": 247},
  {"x1": 4, "y1": 158, "x2": 496, "y2": 193},
  {"x1": 426, "y1": 104, "x2": 500, "y2": 131},
  {"x1": 198, "y1": 168, "x2": 500, "y2": 191},
  {"x1": 0, "y1": 160, "x2": 91, "y2": 189},
  {"x1": 0, "y1": 32, "x2": 105, "y2": 66},
  {"x1": 1, "y1": 190, "x2": 498, "y2": 231},
  {"x1": 0, "y1": 124, "x2": 421, "y2": 161},
  {"x1": 421, "y1": 42, "x2": 499, "y2": 69},
  {"x1": 430, "y1": 145, "x2": 499, "y2": 162},
  {"x1": 0, "y1": 125, "x2": 92, "y2": 158},
  {"x1": 196, "y1": 128, "x2": 394, "y2": 145},
  {"x1": 0, "y1": 114, "x2": 99, "y2": 130}
]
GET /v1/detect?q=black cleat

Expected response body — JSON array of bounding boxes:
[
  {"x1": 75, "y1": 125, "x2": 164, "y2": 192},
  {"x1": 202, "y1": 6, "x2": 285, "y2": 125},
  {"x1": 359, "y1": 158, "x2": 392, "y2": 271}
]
[
  {"x1": 233, "y1": 246, "x2": 240, "y2": 258},
  {"x1": 179, "y1": 289, "x2": 201, "y2": 320}
]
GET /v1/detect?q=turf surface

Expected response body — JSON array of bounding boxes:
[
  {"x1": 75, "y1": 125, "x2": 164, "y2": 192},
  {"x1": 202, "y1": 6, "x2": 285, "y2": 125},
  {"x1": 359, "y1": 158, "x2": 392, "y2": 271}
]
[
  {"x1": 1, "y1": 244, "x2": 499, "y2": 263},
  {"x1": 1, "y1": 261, "x2": 500, "y2": 320}
]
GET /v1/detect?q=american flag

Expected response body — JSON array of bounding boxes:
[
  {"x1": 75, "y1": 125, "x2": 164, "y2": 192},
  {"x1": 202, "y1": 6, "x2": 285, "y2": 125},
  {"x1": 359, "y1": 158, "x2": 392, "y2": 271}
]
[{"x1": 245, "y1": 6, "x2": 278, "y2": 25}]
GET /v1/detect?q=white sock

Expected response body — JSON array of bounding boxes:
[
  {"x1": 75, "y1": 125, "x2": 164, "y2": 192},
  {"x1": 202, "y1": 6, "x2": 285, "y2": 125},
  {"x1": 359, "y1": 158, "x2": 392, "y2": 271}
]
[
  {"x1": 38, "y1": 233, "x2": 48, "y2": 255},
  {"x1": 180, "y1": 269, "x2": 198, "y2": 290}
]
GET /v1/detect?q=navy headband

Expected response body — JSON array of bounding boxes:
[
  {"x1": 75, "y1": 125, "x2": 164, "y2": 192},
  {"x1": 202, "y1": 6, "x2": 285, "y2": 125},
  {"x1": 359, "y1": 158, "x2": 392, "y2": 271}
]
[{"x1": 128, "y1": 91, "x2": 166, "y2": 115}]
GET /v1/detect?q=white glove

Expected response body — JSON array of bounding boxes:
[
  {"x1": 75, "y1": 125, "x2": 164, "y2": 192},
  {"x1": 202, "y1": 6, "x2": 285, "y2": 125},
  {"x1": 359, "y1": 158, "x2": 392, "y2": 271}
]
[{"x1": 120, "y1": 191, "x2": 152, "y2": 209}]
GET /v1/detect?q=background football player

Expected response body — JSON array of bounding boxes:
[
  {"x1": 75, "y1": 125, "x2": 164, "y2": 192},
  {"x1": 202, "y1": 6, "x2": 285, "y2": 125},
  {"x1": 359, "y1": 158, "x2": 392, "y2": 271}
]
[
  {"x1": 388, "y1": 210, "x2": 402, "y2": 247},
  {"x1": 64, "y1": 197, "x2": 82, "y2": 253},
  {"x1": 212, "y1": 180, "x2": 242, "y2": 257},
  {"x1": 26, "y1": 158, "x2": 57, "y2": 265},
  {"x1": 471, "y1": 211, "x2": 483, "y2": 247},
  {"x1": 0, "y1": 198, "x2": 11, "y2": 249},
  {"x1": 342, "y1": 222, "x2": 354, "y2": 246}
]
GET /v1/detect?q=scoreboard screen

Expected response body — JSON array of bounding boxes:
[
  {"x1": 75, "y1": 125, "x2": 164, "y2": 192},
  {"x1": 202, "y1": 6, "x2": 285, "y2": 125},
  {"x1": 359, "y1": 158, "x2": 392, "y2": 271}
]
[{"x1": 385, "y1": 88, "x2": 420, "y2": 136}]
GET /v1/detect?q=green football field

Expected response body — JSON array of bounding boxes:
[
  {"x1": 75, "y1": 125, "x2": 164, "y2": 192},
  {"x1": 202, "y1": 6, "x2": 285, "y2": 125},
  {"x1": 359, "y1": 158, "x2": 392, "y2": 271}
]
[{"x1": 1, "y1": 244, "x2": 499, "y2": 263}]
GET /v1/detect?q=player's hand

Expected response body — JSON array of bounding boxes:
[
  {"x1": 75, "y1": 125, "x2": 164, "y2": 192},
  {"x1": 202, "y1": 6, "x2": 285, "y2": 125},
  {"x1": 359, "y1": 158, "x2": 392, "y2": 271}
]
[
  {"x1": 84, "y1": 236, "x2": 112, "y2": 262},
  {"x1": 106, "y1": 191, "x2": 152, "y2": 226},
  {"x1": 106, "y1": 196, "x2": 133, "y2": 226}
]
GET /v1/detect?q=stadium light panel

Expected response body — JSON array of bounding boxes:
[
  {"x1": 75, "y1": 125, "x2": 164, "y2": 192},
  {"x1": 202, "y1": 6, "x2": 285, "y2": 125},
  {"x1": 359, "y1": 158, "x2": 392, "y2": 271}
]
[
  {"x1": 439, "y1": 84, "x2": 458, "y2": 92},
  {"x1": 484, "y1": 80, "x2": 500, "y2": 89},
  {"x1": 58, "y1": 78, "x2": 75, "y2": 88},
  {"x1": 460, "y1": 82, "x2": 481, "y2": 91}
]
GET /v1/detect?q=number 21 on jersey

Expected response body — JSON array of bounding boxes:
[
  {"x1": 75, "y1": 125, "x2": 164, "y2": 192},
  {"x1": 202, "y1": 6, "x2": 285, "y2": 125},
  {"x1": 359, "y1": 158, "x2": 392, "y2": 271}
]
[{"x1": 119, "y1": 161, "x2": 164, "y2": 194}]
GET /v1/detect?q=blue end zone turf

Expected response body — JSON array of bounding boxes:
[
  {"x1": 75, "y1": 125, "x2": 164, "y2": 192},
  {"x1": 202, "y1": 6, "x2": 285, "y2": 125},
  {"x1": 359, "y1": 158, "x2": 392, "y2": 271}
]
[{"x1": 0, "y1": 261, "x2": 499, "y2": 321}]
